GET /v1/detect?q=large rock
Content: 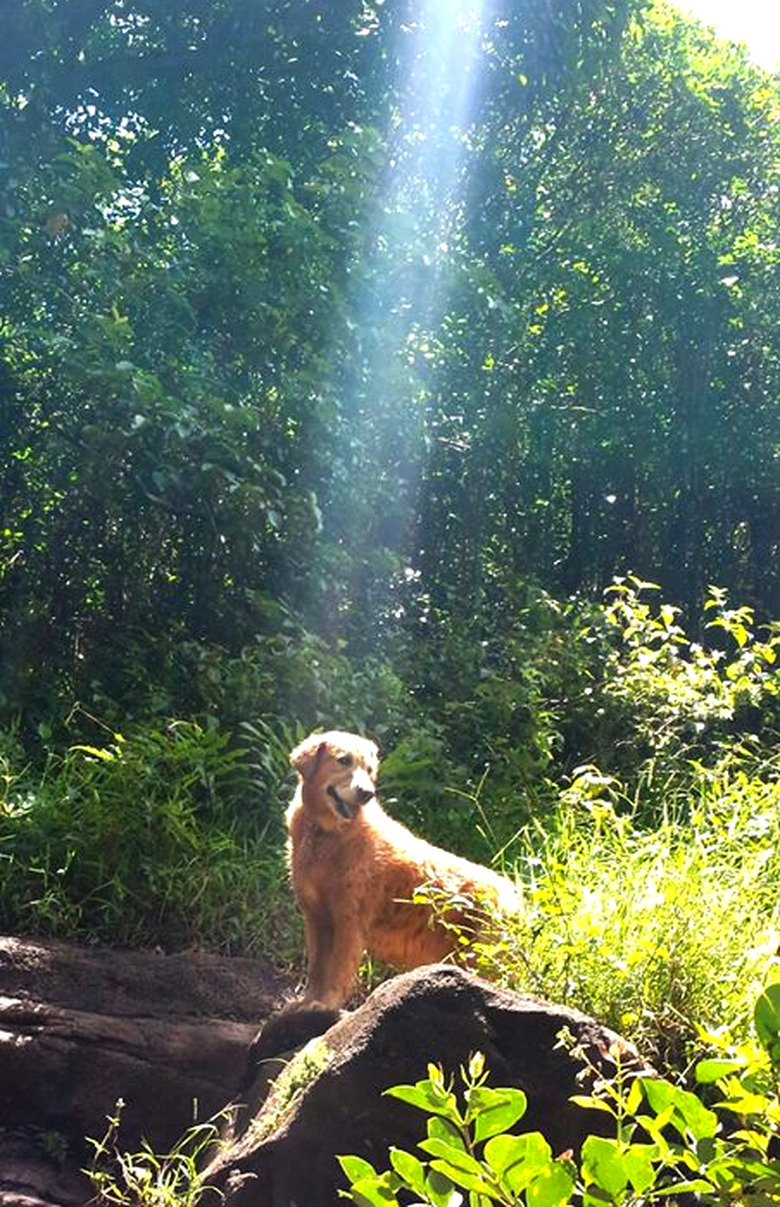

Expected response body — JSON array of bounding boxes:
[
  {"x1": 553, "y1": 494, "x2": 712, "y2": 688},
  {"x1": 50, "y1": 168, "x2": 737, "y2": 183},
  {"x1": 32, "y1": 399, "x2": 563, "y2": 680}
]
[
  {"x1": 0, "y1": 942, "x2": 649, "y2": 1207},
  {"x1": 205, "y1": 964, "x2": 648, "y2": 1207},
  {"x1": 0, "y1": 936, "x2": 289, "y2": 1207}
]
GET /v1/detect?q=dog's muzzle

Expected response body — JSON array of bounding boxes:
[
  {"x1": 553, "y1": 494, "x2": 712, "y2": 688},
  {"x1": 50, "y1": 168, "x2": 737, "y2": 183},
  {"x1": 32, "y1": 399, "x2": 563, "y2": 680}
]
[{"x1": 327, "y1": 776, "x2": 374, "y2": 820}]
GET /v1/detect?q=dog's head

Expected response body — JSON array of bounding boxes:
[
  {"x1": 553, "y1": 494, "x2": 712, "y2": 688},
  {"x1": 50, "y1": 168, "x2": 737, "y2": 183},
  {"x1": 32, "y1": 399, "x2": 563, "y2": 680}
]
[{"x1": 290, "y1": 730, "x2": 378, "y2": 823}]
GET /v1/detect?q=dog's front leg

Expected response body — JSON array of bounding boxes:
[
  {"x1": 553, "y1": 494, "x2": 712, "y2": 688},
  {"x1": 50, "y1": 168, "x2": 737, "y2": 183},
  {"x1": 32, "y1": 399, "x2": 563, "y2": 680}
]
[
  {"x1": 303, "y1": 908, "x2": 364, "y2": 1010},
  {"x1": 301, "y1": 909, "x2": 331, "y2": 997}
]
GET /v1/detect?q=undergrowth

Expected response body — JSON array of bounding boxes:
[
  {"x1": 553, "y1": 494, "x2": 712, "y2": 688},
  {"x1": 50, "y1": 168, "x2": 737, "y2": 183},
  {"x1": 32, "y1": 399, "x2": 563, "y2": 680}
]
[
  {"x1": 0, "y1": 720, "x2": 296, "y2": 956},
  {"x1": 498, "y1": 753, "x2": 780, "y2": 1071},
  {"x1": 86, "y1": 1102, "x2": 222, "y2": 1207},
  {"x1": 340, "y1": 985, "x2": 780, "y2": 1206},
  {"x1": 0, "y1": 579, "x2": 777, "y2": 1068}
]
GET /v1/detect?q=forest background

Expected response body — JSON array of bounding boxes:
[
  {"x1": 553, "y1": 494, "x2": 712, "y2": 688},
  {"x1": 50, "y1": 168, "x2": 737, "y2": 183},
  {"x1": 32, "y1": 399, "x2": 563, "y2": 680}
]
[{"x1": 0, "y1": 0, "x2": 778, "y2": 1074}]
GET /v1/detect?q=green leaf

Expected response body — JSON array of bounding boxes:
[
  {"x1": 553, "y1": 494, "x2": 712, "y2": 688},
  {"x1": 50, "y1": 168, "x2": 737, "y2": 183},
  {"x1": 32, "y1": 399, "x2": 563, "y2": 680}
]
[
  {"x1": 526, "y1": 1162, "x2": 576, "y2": 1207},
  {"x1": 388, "y1": 1148, "x2": 427, "y2": 1196},
  {"x1": 754, "y1": 983, "x2": 780, "y2": 1054},
  {"x1": 695, "y1": 1058, "x2": 745, "y2": 1084},
  {"x1": 419, "y1": 1138, "x2": 485, "y2": 1178},
  {"x1": 581, "y1": 1135, "x2": 628, "y2": 1198},
  {"x1": 570, "y1": 1095, "x2": 616, "y2": 1115},
  {"x1": 386, "y1": 1081, "x2": 458, "y2": 1120},
  {"x1": 624, "y1": 1077, "x2": 644, "y2": 1117},
  {"x1": 469, "y1": 1085, "x2": 528, "y2": 1142},
  {"x1": 341, "y1": 1173, "x2": 399, "y2": 1206},
  {"x1": 428, "y1": 1160, "x2": 496, "y2": 1199},
  {"x1": 428, "y1": 1116, "x2": 467, "y2": 1151},
  {"x1": 425, "y1": 1167, "x2": 462, "y2": 1207},
  {"x1": 720, "y1": 1087, "x2": 770, "y2": 1115},
  {"x1": 661, "y1": 1178, "x2": 716, "y2": 1196},
  {"x1": 622, "y1": 1144, "x2": 659, "y2": 1194},
  {"x1": 339, "y1": 1156, "x2": 379, "y2": 1184},
  {"x1": 484, "y1": 1132, "x2": 553, "y2": 1193},
  {"x1": 642, "y1": 1080, "x2": 718, "y2": 1141}
]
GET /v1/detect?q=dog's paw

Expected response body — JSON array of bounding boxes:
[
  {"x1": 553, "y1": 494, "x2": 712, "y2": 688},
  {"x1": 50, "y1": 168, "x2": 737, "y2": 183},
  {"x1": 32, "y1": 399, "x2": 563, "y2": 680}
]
[{"x1": 248, "y1": 1000, "x2": 343, "y2": 1065}]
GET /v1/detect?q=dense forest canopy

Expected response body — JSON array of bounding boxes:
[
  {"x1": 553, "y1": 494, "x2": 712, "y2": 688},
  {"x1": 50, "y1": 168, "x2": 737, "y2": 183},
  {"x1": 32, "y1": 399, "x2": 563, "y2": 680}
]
[{"x1": 0, "y1": 0, "x2": 778, "y2": 736}]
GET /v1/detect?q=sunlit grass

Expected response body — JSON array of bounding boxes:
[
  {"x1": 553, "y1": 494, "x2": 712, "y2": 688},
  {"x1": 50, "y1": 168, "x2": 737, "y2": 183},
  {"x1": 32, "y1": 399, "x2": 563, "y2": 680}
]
[
  {"x1": 500, "y1": 761, "x2": 780, "y2": 1072},
  {"x1": 0, "y1": 723, "x2": 301, "y2": 964}
]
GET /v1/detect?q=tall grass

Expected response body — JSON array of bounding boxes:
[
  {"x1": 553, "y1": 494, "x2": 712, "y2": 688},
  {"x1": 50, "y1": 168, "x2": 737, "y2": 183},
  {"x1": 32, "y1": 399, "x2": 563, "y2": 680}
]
[
  {"x1": 498, "y1": 756, "x2": 780, "y2": 1072},
  {"x1": 0, "y1": 722, "x2": 299, "y2": 958}
]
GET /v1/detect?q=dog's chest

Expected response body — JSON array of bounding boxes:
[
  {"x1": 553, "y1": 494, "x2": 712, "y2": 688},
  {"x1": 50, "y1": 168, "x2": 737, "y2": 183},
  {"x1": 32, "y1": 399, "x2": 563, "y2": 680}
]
[{"x1": 292, "y1": 821, "x2": 351, "y2": 889}]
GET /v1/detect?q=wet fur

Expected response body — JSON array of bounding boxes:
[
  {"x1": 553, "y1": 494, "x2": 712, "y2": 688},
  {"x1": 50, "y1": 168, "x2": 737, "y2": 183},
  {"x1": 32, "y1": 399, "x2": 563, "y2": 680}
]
[{"x1": 286, "y1": 730, "x2": 518, "y2": 1009}]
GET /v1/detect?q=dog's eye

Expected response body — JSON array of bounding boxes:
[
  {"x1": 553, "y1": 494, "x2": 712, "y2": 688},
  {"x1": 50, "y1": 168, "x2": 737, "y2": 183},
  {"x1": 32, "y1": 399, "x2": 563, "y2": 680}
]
[{"x1": 337, "y1": 753, "x2": 353, "y2": 767}]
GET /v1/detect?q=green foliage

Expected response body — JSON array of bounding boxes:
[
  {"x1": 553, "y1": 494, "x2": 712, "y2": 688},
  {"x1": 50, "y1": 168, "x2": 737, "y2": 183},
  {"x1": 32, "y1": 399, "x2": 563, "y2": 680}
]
[
  {"x1": 339, "y1": 1004, "x2": 780, "y2": 1206},
  {"x1": 492, "y1": 752, "x2": 779, "y2": 1070},
  {"x1": 86, "y1": 1101, "x2": 221, "y2": 1207},
  {"x1": 339, "y1": 1053, "x2": 575, "y2": 1207},
  {"x1": 169, "y1": 626, "x2": 416, "y2": 747},
  {"x1": 381, "y1": 577, "x2": 780, "y2": 850},
  {"x1": 599, "y1": 578, "x2": 780, "y2": 787},
  {"x1": 2, "y1": 0, "x2": 779, "y2": 737},
  {"x1": 378, "y1": 583, "x2": 613, "y2": 854},
  {"x1": 0, "y1": 722, "x2": 294, "y2": 954}
]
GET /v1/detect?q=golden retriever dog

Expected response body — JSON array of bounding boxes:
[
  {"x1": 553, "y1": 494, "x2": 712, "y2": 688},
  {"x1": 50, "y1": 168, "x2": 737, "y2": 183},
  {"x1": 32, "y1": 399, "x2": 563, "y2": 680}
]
[{"x1": 286, "y1": 730, "x2": 518, "y2": 1009}]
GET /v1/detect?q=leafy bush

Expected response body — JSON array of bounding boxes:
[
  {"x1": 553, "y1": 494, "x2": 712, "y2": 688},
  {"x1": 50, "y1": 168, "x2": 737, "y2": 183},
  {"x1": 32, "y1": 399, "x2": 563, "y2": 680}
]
[
  {"x1": 380, "y1": 577, "x2": 780, "y2": 851},
  {"x1": 597, "y1": 578, "x2": 780, "y2": 801},
  {"x1": 339, "y1": 985, "x2": 780, "y2": 1206},
  {"x1": 393, "y1": 582, "x2": 609, "y2": 830},
  {"x1": 0, "y1": 722, "x2": 295, "y2": 954}
]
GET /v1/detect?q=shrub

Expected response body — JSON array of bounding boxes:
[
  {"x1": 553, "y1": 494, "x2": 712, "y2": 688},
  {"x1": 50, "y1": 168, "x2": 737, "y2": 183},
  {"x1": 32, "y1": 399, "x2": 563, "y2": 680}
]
[
  {"x1": 597, "y1": 578, "x2": 780, "y2": 803},
  {"x1": 0, "y1": 722, "x2": 295, "y2": 955},
  {"x1": 339, "y1": 985, "x2": 780, "y2": 1206}
]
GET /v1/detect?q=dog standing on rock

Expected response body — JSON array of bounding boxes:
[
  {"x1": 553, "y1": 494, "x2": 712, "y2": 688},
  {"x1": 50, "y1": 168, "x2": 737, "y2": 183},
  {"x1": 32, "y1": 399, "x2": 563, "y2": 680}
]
[{"x1": 286, "y1": 730, "x2": 518, "y2": 1009}]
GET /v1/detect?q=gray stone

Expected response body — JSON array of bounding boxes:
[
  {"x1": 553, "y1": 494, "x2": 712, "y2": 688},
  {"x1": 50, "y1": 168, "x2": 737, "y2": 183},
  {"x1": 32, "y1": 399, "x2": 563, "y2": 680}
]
[
  {"x1": 0, "y1": 936, "x2": 288, "y2": 1207},
  {"x1": 205, "y1": 963, "x2": 648, "y2": 1207}
]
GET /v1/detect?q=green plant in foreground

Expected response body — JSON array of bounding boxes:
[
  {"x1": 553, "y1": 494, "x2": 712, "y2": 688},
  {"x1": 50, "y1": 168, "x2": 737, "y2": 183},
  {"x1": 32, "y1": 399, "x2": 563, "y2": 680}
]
[
  {"x1": 85, "y1": 1100, "x2": 222, "y2": 1207},
  {"x1": 340, "y1": 1051, "x2": 569, "y2": 1207},
  {"x1": 339, "y1": 985, "x2": 780, "y2": 1207}
]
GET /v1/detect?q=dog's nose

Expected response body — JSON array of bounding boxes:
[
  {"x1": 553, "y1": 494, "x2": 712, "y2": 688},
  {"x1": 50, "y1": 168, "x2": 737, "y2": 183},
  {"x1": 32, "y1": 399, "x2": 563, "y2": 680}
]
[{"x1": 352, "y1": 767, "x2": 375, "y2": 805}]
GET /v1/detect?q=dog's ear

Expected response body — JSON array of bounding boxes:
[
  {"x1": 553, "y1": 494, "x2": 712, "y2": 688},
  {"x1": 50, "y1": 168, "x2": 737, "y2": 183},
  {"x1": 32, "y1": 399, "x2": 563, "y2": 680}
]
[{"x1": 290, "y1": 735, "x2": 326, "y2": 779}]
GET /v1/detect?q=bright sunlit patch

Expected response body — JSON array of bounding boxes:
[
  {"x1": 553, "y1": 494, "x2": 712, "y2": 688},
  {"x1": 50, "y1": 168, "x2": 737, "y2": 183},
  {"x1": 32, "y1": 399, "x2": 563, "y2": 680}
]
[
  {"x1": 671, "y1": 0, "x2": 779, "y2": 69},
  {"x1": 344, "y1": 2, "x2": 496, "y2": 415},
  {"x1": 397, "y1": 0, "x2": 495, "y2": 230}
]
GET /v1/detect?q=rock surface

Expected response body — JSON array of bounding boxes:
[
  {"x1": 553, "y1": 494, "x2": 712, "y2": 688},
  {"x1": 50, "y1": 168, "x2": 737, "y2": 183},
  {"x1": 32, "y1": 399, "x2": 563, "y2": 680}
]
[
  {"x1": 0, "y1": 940, "x2": 647, "y2": 1207},
  {"x1": 0, "y1": 936, "x2": 289, "y2": 1207},
  {"x1": 205, "y1": 964, "x2": 647, "y2": 1207}
]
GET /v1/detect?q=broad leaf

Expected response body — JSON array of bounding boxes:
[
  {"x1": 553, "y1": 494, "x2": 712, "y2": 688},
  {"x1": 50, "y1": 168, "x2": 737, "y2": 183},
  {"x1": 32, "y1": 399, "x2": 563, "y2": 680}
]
[
  {"x1": 484, "y1": 1132, "x2": 553, "y2": 1193},
  {"x1": 469, "y1": 1085, "x2": 528, "y2": 1142},
  {"x1": 581, "y1": 1135, "x2": 628, "y2": 1198},
  {"x1": 526, "y1": 1162, "x2": 576, "y2": 1207}
]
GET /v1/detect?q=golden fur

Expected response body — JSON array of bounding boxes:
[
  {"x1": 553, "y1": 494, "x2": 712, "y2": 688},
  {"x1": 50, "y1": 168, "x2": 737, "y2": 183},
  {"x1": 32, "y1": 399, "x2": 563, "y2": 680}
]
[{"x1": 286, "y1": 730, "x2": 518, "y2": 1009}]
